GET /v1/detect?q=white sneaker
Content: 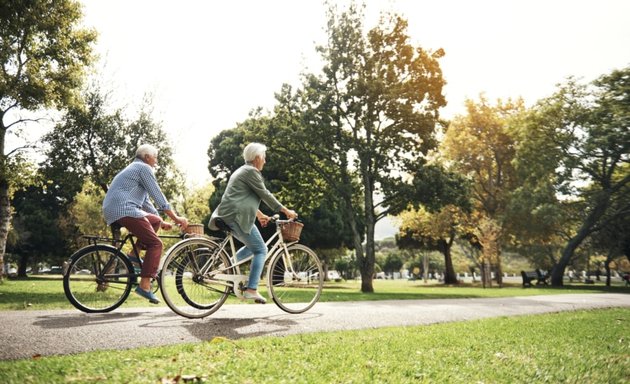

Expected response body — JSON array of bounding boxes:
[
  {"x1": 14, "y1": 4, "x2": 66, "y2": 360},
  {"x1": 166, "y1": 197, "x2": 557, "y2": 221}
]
[{"x1": 243, "y1": 291, "x2": 266, "y2": 304}]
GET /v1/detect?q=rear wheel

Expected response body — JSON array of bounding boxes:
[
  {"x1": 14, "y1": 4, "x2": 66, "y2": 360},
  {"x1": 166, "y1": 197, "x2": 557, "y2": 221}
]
[
  {"x1": 160, "y1": 237, "x2": 232, "y2": 318},
  {"x1": 63, "y1": 245, "x2": 133, "y2": 313},
  {"x1": 267, "y1": 244, "x2": 323, "y2": 313}
]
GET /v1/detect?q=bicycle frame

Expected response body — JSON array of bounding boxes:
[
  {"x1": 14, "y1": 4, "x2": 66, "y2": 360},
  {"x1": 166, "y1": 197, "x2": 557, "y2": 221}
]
[
  {"x1": 198, "y1": 220, "x2": 297, "y2": 299},
  {"x1": 69, "y1": 232, "x2": 185, "y2": 281}
]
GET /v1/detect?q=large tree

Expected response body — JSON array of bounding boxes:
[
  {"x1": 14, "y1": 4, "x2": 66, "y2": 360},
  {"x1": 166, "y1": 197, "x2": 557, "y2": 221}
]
[
  {"x1": 270, "y1": 5, "x2": 450, "y2": 292},
  {"x1": 397, "y1": 205, "x2": 465, "y2": 284},
  {"x1": 0, "y1": 0, "x2": 95, "y2": 278},
  {"x1": 442, "y1": 96, "x2": 525, "y2": 286},
  {"x1": 514, "y1": 68, "x2": 630, "y2": 285},
  {"x1": 42, "y1": 85, "x2": 182, "y2": 243}
]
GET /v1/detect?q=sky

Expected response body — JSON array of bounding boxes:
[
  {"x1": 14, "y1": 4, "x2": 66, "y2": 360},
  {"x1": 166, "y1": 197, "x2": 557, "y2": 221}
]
[{"x1": 9, "y1": 0, "x2": 630, "y2": 238}]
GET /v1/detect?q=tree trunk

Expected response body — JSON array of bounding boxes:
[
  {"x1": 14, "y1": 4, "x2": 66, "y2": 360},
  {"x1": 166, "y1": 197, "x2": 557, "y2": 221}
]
[
  {"x1": 0, "y1": 178, "x2": 9, "y2": 281},
  {"x1": 551, "y1": 194, "x2": 610, "y2": 286},
  {"x1": 359, "y1": 167, "x2": 376, "y2": 293},
  {"x1": 495, "y1": 251, "x2": 503, "y2": 287},
  {"x1": 361, "y1": 216, "x2": 375, "y2": 293},
  {"x1": 342, "y1": 194, "x2": 367, "y2": 289},
  {"x1": 604, "y1": 249, "x2": 614, "y2": 287},
  {"x1": 0, "y1": 115, "x2": 10, "y2": 281},
  {"x1": 441, "y1": 236, "x2": 458, "y2": 284}
]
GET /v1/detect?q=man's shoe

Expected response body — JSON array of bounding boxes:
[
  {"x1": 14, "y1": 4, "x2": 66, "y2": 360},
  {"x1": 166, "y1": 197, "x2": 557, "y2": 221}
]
[
  {"x1": 243, "y1": 290, "x2": 266, "y2": 304},
  {"x1": 135, "y1": 286, "x2": 160, "y2": 304}
]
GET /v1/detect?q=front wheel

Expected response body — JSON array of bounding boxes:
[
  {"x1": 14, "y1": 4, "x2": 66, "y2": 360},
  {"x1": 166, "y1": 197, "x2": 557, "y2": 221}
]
[
  {"x1": 63, "y1": 245, "x2": 133, "y2": 313},
  {"x1": 160, "y1": 237, "x2": 232, "y2": 318},
  {"x1": 267, "y1": 244, "x2": 323, "y2": 314}
]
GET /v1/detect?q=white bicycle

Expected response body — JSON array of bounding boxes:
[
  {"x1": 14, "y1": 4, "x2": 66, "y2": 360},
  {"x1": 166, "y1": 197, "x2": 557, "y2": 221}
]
[{"x1": 159, "y1": 216, "x2": 323, "y2": 318}]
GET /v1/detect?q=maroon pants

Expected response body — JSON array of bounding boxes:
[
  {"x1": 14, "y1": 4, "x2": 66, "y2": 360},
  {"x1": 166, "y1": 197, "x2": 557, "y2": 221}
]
[{"x1": 116, "y1": 214, "x2": 162, "y2": 278}]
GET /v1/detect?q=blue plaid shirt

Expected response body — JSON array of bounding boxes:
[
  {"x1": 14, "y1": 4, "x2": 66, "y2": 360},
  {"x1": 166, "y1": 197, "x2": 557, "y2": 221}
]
[{"x1": 102, "y1": 159, "x2": 171, "y2": 225}]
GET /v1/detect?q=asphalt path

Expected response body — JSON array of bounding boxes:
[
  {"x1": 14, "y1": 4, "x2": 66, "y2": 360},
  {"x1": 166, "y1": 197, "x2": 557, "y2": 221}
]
[{"x1": 2, "y1": 293, "x2": 629, "y2": 360}]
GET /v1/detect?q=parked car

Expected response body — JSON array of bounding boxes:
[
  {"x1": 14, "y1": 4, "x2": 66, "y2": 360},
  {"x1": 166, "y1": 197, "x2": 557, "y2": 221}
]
[
  {"x1": 327, "y1": 270, "x2": 341, "y2": 280},
  {"x1": 7, "y1": 267, "x2": 17, "y2": 278},
  {"x1": 46, "y1": 266, "x2": 63, "y2": 274}
]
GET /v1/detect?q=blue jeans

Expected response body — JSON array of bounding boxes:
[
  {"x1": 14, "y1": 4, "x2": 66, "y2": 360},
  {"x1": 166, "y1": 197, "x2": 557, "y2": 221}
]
[{"x1": 227, "y1": 221, "x2": 268, "y2": 290}]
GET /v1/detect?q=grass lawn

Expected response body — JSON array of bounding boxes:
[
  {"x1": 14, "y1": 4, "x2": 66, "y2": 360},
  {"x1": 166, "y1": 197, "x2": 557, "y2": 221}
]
[
  {"x1": 0, "y1": 277, "x2": 628, "y2": 383},
  {"x1": 0, "y1": 307, "x2": 628, "y2": 383},
  {"x1": 0, "y1": 276, "x2": 628, "y2": 311}
]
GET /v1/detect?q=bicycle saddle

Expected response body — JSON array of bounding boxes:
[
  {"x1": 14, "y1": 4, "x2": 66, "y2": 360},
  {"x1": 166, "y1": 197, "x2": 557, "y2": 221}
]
[{"x1": 214, "y1": 218, "x2": 231, "y2": 232}]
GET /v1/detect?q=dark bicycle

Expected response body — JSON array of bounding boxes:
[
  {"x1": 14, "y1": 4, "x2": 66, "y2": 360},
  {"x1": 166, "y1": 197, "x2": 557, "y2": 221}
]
[{"x1": 62, "y1": 227, "x2": 185, "y2": 313}]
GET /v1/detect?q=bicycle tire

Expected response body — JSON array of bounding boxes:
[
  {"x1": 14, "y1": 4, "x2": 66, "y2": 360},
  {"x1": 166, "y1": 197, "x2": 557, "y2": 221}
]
[
  {"x1": 267, "y1": 243, "x2": 323, "y2": 314},
  {"x1": 160, "y1": 237, "x2": 232, "y2": 318},
  {"x1": 63, "y1": 245, "x2": 134, "y2": 313}
]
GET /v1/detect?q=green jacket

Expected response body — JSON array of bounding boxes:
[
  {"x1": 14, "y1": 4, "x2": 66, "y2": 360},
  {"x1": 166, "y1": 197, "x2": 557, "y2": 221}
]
[{"x1": 209, "y1": 164, "x2": 282, "y2": 234}]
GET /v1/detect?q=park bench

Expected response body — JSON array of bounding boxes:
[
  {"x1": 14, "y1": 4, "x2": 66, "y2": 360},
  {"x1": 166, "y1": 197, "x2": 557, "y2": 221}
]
[{"x1": 521, "y1": 269, "x2": 549, "y2": 287}]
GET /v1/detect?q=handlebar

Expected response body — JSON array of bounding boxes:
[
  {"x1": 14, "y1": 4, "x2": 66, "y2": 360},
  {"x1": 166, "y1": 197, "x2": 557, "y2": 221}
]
[{"x1": 269, "y1": 214, "x2": 298, "y2": 225}]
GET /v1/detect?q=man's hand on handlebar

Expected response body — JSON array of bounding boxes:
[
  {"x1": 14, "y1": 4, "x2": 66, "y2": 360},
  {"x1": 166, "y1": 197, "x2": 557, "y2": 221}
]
[{"x1": 160, "y1": 221, "x2": 173, "y2": 231}]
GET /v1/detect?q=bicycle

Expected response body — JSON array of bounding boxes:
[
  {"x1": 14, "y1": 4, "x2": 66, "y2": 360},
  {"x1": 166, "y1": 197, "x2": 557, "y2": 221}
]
[
  {"x1": 159, "y1": 216, "x2": 324, "y2": 318},
  {"x1": 62, "y1": 227, "x2": 184, "y2": 313}
]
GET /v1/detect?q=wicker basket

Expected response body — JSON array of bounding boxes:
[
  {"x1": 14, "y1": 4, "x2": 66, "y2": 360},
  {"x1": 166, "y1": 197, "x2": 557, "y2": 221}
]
[
  {"x1": 281, "y1": 221, "x2": 303, "y2": 242},
  {"x1": 184, "y1": 224, "x2": 205, "y2": 236}
]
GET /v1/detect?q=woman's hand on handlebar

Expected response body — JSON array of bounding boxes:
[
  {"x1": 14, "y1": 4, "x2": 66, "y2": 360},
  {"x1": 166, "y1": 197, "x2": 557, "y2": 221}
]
[
  {"x1": 257, "y1": 213, "x2": 271, "y2": 227},
  {"x1": 280, "y1": 207, "x2": 298, "y2": 220}
]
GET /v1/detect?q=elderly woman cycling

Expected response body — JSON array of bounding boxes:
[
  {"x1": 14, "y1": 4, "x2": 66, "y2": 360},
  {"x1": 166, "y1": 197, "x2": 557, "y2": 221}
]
[{"x1": 209, "y1": 142, "x2": 298, "y2": 303}]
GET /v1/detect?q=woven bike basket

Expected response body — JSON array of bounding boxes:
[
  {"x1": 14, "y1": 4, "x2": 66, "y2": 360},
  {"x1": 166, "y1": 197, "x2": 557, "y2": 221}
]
[
  {"x1": 184, "y1": 224, "x2": 205, "y2": 236},
  {"x1": 281, "y1": 221, "x2": 304, "y2": 242}
]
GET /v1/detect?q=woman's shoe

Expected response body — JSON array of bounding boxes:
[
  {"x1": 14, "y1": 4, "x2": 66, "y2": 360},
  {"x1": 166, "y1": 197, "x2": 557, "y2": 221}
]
[
  {"x1": 243, "y1": 290, "x2": 266, "y2": 304},
  {"x1": 135, "y1": 286, "x2": 160, "y2": 304}
]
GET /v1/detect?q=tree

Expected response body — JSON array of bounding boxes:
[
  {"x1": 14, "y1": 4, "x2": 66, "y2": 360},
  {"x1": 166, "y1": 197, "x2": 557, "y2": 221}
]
[
  {"x1": 0, "y1": 0, "x2": 95, "y2": 278},
  {"x1": 442, "y1": 96, "x2": 525, "y2": 286},
  {"x1": 397, "y1": 205, "x2": 467, "y2": 284},
  {"x1": 207, "y1": 115, "x2": 357, "y2": 260},
  {"x1": 9, "y1": 184, "x2": 69, "y2": 276},
  {"x1": 175, "y1": 183, "x2": 214, "y2": 226},
  {"x1": 578, "y1": 165, "x2": 630, "y2": 286},
  {"x1": 270, "y1": 4, "x2": 450, "y2": 292},
  {"x1": 514, "y1": 68, "x2": 630, "y2": 285},
  {"x1": 42, "y1": 85, "x2": 183, "y2": 240}
]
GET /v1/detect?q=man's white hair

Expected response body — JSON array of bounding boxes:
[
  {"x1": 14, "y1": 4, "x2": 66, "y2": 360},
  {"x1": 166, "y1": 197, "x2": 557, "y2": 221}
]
[
  {"x1": 243, "y1": 142, "x2": 267, "y2": 163},
  {"x1": 136, "y1": 144, "x2": 158, "y2": 158}
]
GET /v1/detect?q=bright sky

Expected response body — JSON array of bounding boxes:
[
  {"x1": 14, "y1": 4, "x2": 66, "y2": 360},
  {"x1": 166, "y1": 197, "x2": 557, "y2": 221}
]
[
  {"x1": 76, "y1": 0, "x2": 630, "y2": 186},
  {"x1": 8, "y1": 0, "x2": 630, "y2": 238}
]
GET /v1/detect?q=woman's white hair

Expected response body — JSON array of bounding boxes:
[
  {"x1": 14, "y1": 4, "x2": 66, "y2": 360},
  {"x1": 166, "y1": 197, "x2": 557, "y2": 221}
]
[
  {"x1": 243, "y1": 142, "x2": 267, "y2": 163},
  {"x1": 136, "y1": 144, "x2": 158, "y2": 159}
]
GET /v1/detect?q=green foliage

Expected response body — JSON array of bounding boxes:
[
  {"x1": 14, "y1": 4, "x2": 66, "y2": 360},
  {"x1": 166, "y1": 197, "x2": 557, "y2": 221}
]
[
  {"x1": 68, "y1": 180, "x2": 108, "y2": 238},
  {"x1": 174, "y1": 183, "x2": 214, "y2": 225},
  {"x1": 512, "y1": 67, "x2": 630, "y2": 283},
  {"x1": 8, "y1": 186, "x2": 70, "y2": 267},
  {"x1": 206, "y1": 115, "x2": 356, "y2": 252},
  {"x1": 42, "y1": 86, "x2": 182, "y2": 201},
  {"x1": 0, "y1": 0, "x2": 95, "y2": 277},
  {"x1": 0, "y1": 0, "x2": 96, "y2": 110}
]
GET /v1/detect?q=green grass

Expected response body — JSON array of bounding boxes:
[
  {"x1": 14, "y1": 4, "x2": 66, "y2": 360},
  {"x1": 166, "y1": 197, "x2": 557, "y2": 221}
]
[
  {"x1": 1, "y1": 276, "x2": 628, "y2": 311},
  {"x1": 1, "y1": 308, "x2": 628, "y2": 383}
]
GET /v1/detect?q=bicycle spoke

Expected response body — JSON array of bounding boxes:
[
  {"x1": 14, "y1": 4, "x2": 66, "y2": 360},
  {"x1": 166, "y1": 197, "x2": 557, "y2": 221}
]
[
  {"x1": 268, "y1": 244, "x2": 323, "y2": 313},
  {"x1": 63, "y1": 246, "x2": 133, "y2": 313},
  {"x1": 160, "y1": 238, "x2": 232, "y2": 318}
]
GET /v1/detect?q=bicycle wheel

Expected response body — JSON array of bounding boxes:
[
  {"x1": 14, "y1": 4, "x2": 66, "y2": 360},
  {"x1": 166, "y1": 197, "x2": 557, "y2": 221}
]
[
  {"x1": 267, "y1": 244, "x2": 323, "y2": 314},
  {"x1": 63, "y1": 245, "x2": 134, "y2": 313},
  {"x1": 160, "y1": 237, "x2": 232, "y2": 318}
]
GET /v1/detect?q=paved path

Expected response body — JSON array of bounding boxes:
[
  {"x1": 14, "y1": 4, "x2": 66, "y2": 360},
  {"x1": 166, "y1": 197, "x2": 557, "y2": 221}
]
[{"x1": 2, "y1": 293, "x2": 629, "y2": 360}]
